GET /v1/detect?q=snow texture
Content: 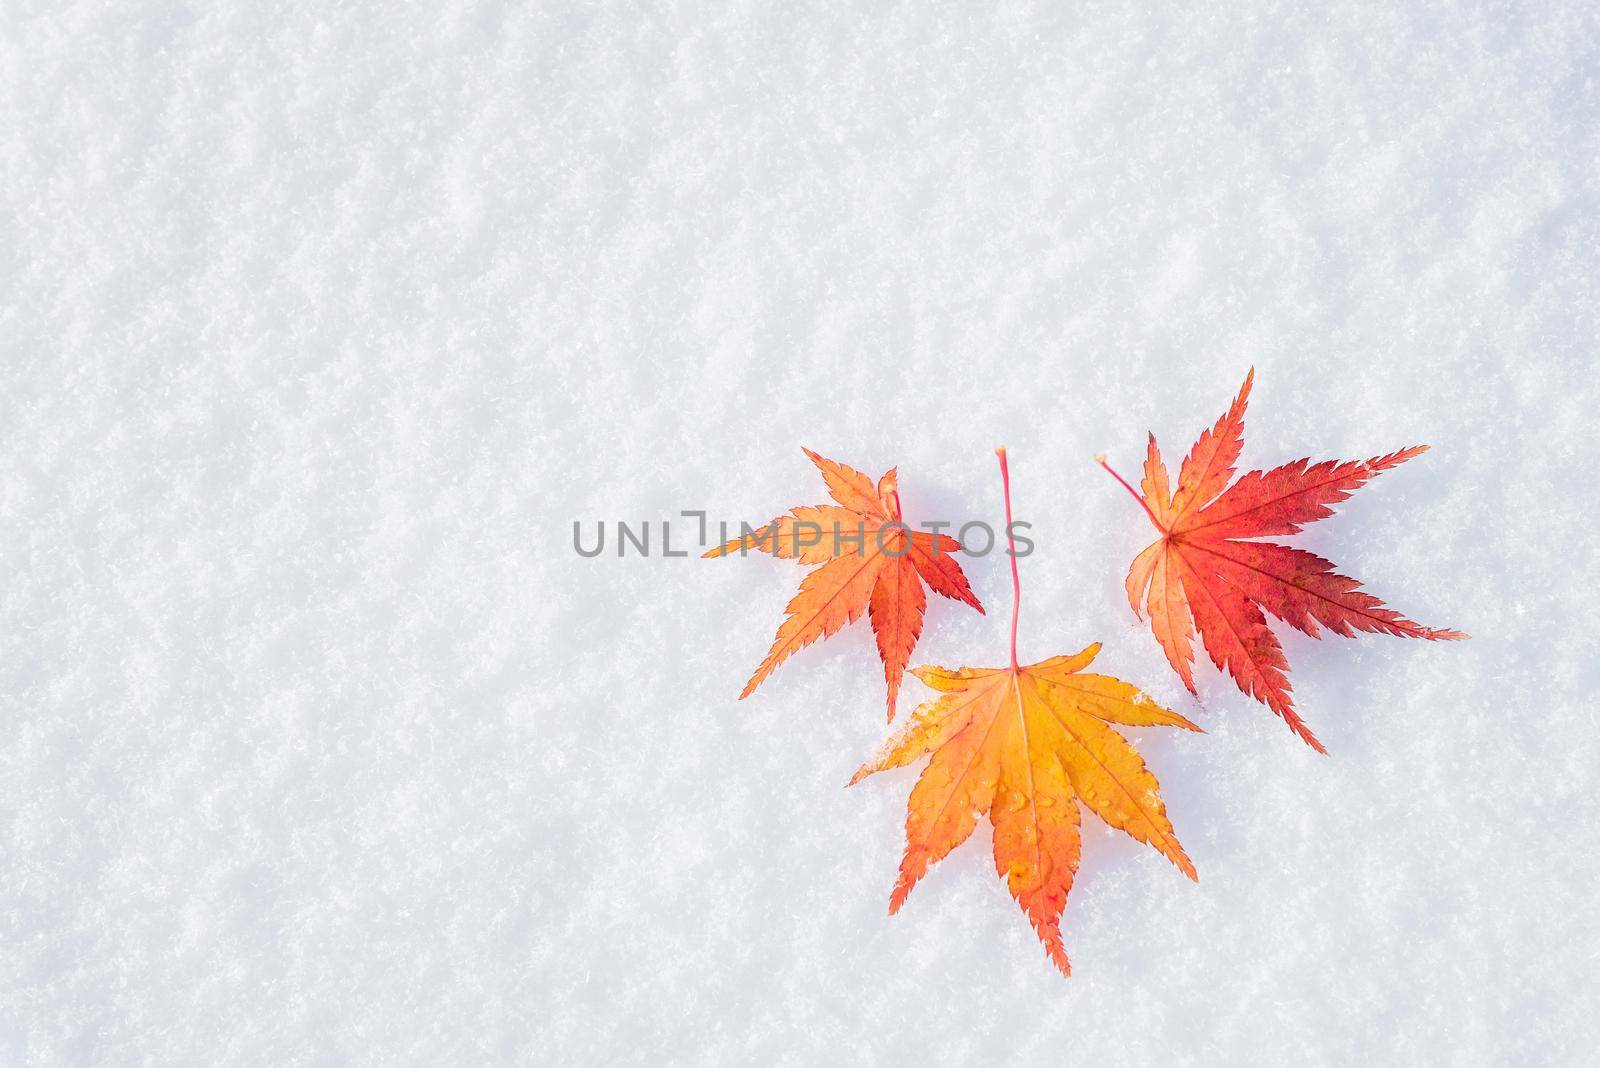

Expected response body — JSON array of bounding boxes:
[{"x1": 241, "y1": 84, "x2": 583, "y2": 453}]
[{"x1": 2, "y1": 1, "x2": 1597, "y2": 1064}]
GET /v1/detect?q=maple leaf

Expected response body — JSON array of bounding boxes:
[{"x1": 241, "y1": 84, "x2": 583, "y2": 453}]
[
  {"x1": 1098, "y1": 370, "x2": 1466, "y2": 753},
  {"x1": 706, "y1": 449, "x2": 983, "y2": 719},
  {"x1": 852, "y1": 448, "x2": 1196, "y2": 976}
]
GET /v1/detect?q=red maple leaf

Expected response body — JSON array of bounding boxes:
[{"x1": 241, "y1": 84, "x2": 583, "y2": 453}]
[{"x1": 1098, "y1": 371, "x2": 1466, "y2": 751}]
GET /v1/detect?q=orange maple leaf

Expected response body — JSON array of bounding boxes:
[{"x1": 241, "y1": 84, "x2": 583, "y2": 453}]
[
  {"x1": 1098, "y1": 370, "x2": 1466, "y2": 753},
  {"x1": 706, "y1": 449, "x2": 983, "y2": 719},
  {"x1": 852, "y1": 448, "x2": 1196, "y2": 976}
]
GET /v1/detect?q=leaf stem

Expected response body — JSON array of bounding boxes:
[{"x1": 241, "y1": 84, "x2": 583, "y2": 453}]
[
  {"x1": 996, "y1": 447, "x2": 1021, "y2": 671},
  {"x1": 1095, "y1": 453, "x2": 1164, "y2": 529}
]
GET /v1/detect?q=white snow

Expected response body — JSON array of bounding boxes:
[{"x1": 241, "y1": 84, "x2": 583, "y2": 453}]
[{"x1": 2, "y1": 1, "x2": 1597, "y2": 1063}]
